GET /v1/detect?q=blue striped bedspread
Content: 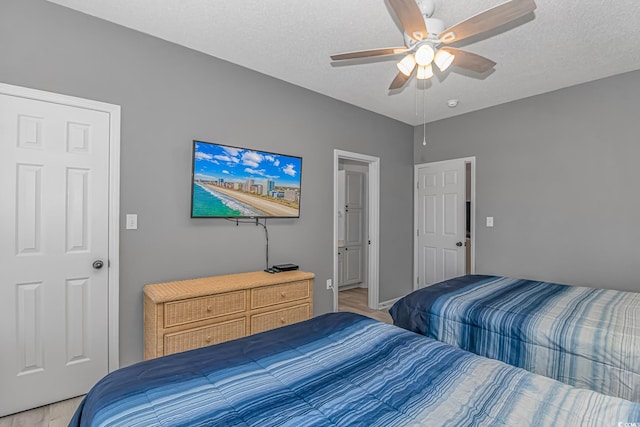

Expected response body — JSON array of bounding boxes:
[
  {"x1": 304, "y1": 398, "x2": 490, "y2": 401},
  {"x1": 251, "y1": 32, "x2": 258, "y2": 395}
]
[
  {"x1": 390, "y1": 275, "x2": 640, "y2": 402},
  {"x1": 70, "y1": 312, "x2": 640, "y2": 426}
]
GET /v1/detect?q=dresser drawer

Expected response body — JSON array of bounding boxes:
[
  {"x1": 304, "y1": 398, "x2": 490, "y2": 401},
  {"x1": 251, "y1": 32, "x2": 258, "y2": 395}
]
[
  {"x1": 163, "y1": 317, "x2": 246, "y2": 355},
  {"x1": 164, "y1": 290, "x2": 246, "y2": 327},
  {"x1": 251, "y1": 304, "x2": 310, "y2": 334},
  {"x1": 251, "y1": 280, "x2": 309, "y2": 309}
]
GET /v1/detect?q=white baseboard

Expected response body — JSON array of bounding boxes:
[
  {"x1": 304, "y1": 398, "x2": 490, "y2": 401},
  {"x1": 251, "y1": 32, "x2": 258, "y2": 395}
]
[
  {"x1": 377, "y1": 296, "x2": 403, "y2": 310},
  {"x1": 338, "y1": 283, "x2": 361, "y2": 291}
]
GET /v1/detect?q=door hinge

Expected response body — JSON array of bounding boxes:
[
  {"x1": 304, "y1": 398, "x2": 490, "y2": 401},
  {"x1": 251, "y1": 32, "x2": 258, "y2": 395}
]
[
  {"x1": 416, "y1": 277, "x2": 419, "y2": 285},
  {"x1": 416, "y1": 181, "x2": 419, "y2": 189},
  {"x1": 416, "y1": 229, "x2": 419, "y2": 237}
]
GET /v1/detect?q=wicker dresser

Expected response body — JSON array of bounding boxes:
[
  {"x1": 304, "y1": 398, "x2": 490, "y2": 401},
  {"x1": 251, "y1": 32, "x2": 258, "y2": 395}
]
[{"x1": 144, "y1": 270, "x2": 314, "y2": 360}]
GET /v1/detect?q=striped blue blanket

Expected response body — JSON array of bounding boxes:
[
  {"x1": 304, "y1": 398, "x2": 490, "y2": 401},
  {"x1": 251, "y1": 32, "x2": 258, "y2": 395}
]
[
  {"x1": 70, "y1": 312, "x2": 640, "y2": 426},
  {"x1": 390, "y1": 275, "x2": 640, "y2": 402}
]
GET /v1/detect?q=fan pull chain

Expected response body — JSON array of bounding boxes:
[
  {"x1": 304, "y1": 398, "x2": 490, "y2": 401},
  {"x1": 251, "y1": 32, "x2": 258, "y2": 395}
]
[{"x1": 422, "y1": 81, "x2": 427, "y2": 146}]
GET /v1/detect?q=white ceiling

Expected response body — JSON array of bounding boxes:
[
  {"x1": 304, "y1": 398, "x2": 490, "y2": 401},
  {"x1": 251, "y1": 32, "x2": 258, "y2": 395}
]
[{"x1": 47, "y1": 0, "x2": 640, "y2": 126}]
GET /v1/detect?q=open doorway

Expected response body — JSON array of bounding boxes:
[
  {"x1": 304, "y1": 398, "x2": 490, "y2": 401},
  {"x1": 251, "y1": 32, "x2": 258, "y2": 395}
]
[{"x1": 333, "y1": 150, "x2": 380, "y2": 316}]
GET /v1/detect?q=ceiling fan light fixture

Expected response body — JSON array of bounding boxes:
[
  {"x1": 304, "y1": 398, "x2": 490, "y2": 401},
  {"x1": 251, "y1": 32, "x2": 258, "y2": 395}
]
[
  {"x1": 414, "y1": 44, "x2": 435, "y2": 66},
  {"x1": 330, "y1": 0, "x2": 534, "y2": 91},
  {"x1": 397, "y1": 54, "x2": 416, "y2": 76},
  {"x1": 434, "y1": 49, "x2": 455, "y2": 72},
  {"x1": 417, "y1": 64, "x2": 433, "y2": 80}
]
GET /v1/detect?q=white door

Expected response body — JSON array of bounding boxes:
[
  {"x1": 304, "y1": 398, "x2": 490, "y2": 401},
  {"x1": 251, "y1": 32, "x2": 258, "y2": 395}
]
[
  {"x1": 344, "y1": 171, "x2": 363, "y2": 286},
  {"x1": 415, "y1": 159, "x2": 466, "y2": 289},
  {"x1": 344, "y1": 208, "x2": 363, "y2": 247},
  {"x1": 345, "y1": 171, "x2": 364, "y2": 209},
  {"x1": 343, "y1": 246, "x2": 362, "y2": 285},
  {"x1": 0, "y1": 92, "x2": 111, "y2": 416}
]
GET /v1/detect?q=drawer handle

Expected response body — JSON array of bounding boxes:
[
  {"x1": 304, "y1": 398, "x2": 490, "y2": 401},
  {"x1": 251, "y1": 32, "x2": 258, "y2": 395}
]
[
  {"x1": 206, "y1": 336, "x2": 212, "y2": 342},
  {"x1": 280, "y1": 317, "x2": 286, "y2": 324},
  {"x1": 207, "y1": 305, "x2": 212, "y2": 312},
  {"x1": 280, "y1": 292, "x2": 286, "y2": 298}
]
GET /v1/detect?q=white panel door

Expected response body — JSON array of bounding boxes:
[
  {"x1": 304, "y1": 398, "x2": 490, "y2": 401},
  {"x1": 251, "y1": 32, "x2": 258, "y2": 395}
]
[
  {"x1": 344, "y1": 209, "x2": 363, "y2": 247},
  {"x1": 344, "y1": 171, "x2": 364, "y2": 286},
  {"x1": 0, "y1": 93, "x2": 110, "y2": 416},
  {"x1": 343, "y1": 246, "x2": 363, "y2": 285},
  {"x1": 416, "y1": 159, "x2": 466, "y2": 288},
  {"x1": 345, "y1": 171, "x2": 364, "y2": 209}
]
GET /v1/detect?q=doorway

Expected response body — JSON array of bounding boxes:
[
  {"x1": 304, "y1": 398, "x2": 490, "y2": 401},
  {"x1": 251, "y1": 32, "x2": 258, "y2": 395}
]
[
  {"x1": 333, "y1": 150, "x2": 379, "y2": 312},
  {"x1": 414, "y1": 157, "x2": 475, "y2": 290}
]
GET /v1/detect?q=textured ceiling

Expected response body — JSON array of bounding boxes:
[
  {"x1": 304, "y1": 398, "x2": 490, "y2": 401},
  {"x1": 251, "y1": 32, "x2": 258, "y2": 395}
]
[{"x1": 47, "y1": 0, "x2": 640, "y2": 125}]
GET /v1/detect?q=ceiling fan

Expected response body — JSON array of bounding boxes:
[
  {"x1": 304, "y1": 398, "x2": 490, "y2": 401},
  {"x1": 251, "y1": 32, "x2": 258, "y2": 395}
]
[{"x1": 330, "y1": 0, "x2": 537, "y2": 90}]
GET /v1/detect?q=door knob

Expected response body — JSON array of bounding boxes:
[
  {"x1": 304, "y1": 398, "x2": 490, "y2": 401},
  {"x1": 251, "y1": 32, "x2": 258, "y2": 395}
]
[
  {"x1": 93, "y1": 260, "x2": 104, "y2": 269},
  {"x1": 456, "y1": 242, "x2": 463, "y2": 247}
]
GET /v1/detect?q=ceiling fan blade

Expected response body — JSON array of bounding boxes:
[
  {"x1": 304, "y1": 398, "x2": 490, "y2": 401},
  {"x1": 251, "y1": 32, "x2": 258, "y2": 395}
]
[
  {"x1": 389, "y1": 68, "x2": 413, "y2": 90},
  {"x1": 389, "y1": 0, "x2": 428, "y2": 41},
  {"x1": 441, "y1": 47, "x2": 496, "y2": 73},
  {"x1": 330, "y1": 47, "x2": 408, "y2": 61},
  {"x1": 439, "y1": 0, "x2": 536, "y2": 44}
]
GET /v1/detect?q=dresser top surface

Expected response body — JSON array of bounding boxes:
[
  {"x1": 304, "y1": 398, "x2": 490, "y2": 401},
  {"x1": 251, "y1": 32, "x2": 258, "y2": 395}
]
[{"x1": 144, "y1": 270, "x2": 314, "y2": 303}]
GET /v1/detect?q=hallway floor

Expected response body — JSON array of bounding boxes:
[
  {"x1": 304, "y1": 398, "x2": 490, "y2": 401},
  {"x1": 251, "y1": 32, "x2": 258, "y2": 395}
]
[{"x1": 338, "y1": 287, "x2": 393, "y2": 324}]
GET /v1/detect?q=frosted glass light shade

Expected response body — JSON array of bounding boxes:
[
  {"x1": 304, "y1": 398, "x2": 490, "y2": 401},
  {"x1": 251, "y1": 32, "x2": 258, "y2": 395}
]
[
  {"x1": 415, "y1": 45, "x2": 435, "y2": 66},
  {"x1": 417, "y1": 64, "x2": 433, "y2": 80},
  {"x1": 397, "y1": 54, "x2": 416, "y2": 76},
  {"x1": 434, "y1": 49, "x2": 455, "y2": 72}
]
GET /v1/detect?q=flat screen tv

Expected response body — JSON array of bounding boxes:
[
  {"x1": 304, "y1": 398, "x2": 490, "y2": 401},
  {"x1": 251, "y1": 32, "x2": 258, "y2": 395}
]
[{"x1": 191, "y1": 140, "x2": 302, "y2": 218}]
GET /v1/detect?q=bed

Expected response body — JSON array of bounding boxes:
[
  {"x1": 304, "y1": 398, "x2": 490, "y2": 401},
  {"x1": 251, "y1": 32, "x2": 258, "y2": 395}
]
[
  {"x1": 389, "y1": 274, "x2": 640, "y2": 402},
  {"x1": 70, "y1": 312, "x2": 639, "y2": 426}
]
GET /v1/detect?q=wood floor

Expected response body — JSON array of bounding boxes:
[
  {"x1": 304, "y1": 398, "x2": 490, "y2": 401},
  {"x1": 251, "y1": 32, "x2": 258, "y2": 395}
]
[
  {"x1": 338, "y1": 287, "x2": 393, "y2": 324},
  {"x1": 0, "y1": 396, "x2": 83, "y2": 427},
  {"x1": 1, "y1": 288, "x2": 392, "y2": 426}
]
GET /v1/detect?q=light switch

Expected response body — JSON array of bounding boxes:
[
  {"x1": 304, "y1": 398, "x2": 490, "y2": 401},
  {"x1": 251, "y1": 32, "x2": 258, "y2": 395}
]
[
  {"x1": 486, "y1": 216, "x2": 494, "y2": 227},
  {"x1": 126, "y1": 214, "x2": 138, "y2": 230}
]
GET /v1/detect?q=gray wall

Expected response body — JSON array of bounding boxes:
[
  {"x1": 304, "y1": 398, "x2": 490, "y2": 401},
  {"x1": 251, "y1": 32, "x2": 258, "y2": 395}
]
[
  {"x1": 415, "y1": 69, "x2": 640, "y2": 292},
  {"x1": 1, "y1": 0, "x2": 414, "y2": 366}
]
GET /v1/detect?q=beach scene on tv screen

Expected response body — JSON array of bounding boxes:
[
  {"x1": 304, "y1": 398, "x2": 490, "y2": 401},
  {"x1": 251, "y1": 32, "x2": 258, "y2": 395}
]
[{"x1": 192, "y1": 141, "x2": 301, "y2": 217}]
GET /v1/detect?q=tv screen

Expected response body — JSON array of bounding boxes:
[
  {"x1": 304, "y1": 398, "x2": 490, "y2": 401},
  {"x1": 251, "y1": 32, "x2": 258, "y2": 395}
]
[{"x1": 191, "y1": 140, "x2": 302, "y2": 218}]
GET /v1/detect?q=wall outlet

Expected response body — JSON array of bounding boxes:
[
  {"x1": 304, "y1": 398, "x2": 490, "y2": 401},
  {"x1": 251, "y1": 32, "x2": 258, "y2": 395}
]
[
  {"x1": 326, "y1": 278, "x2": 332, "y2": 290},
  {"x1": 486, "y1": 216, "x2": 494, "y2": 227}
]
